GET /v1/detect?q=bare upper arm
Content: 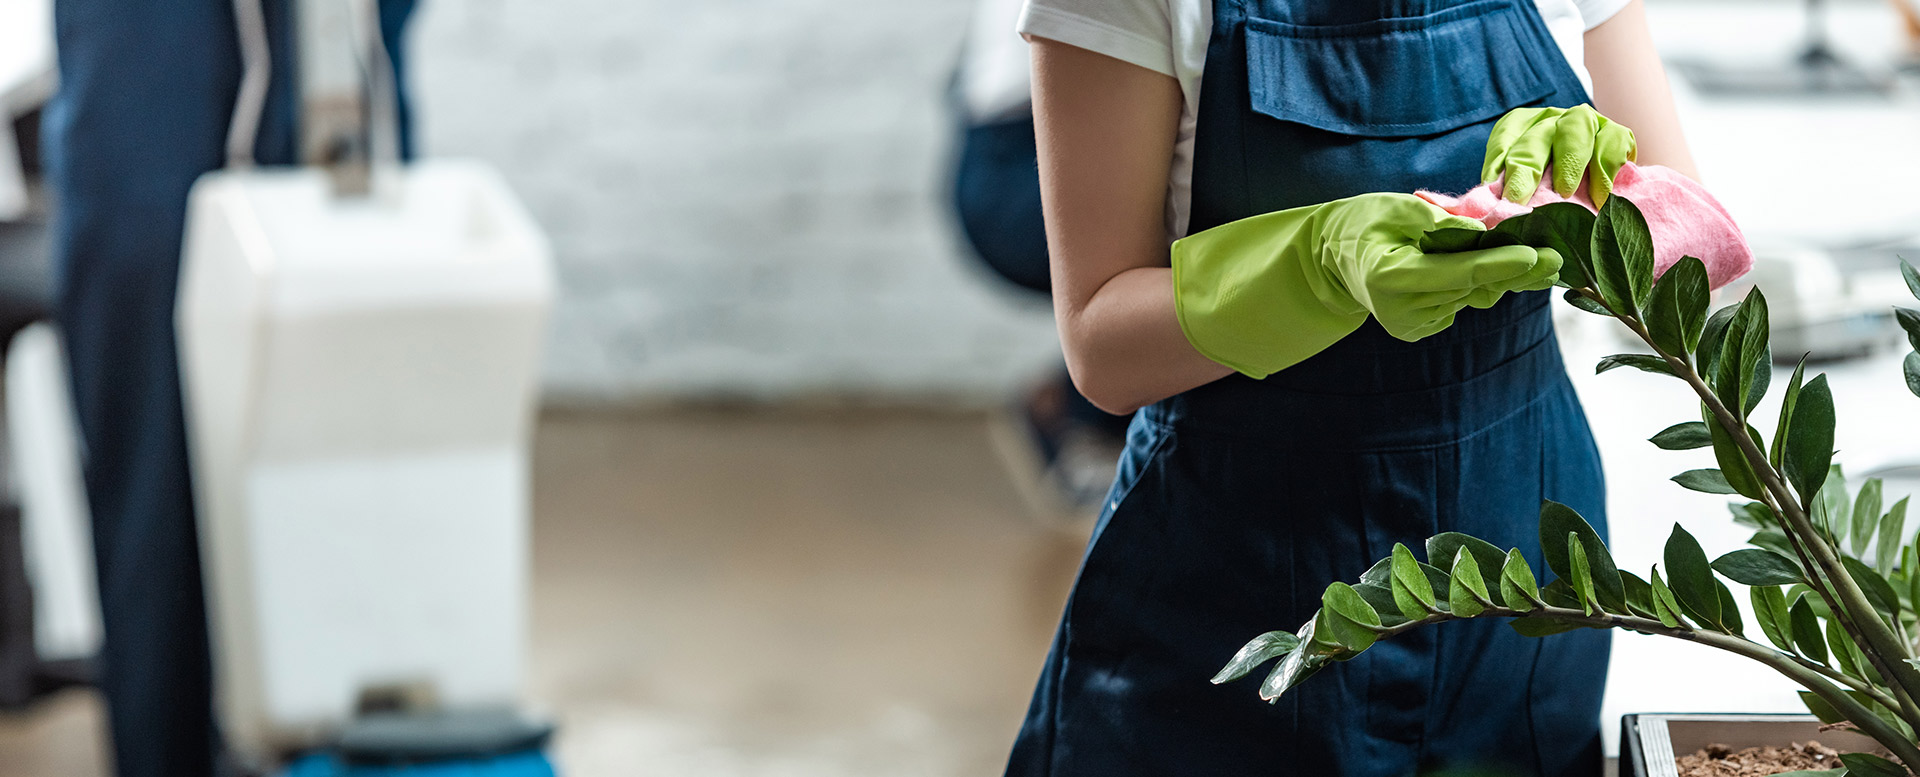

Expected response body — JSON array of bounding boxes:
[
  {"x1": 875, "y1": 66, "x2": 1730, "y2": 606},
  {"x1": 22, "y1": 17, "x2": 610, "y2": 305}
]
[
  {"x1": 1583, "y1": 0, "x2": 1698, "y2": 177},
  {"x1": 1029, "y1": 37, "x2": 1184, "y2": 318}
]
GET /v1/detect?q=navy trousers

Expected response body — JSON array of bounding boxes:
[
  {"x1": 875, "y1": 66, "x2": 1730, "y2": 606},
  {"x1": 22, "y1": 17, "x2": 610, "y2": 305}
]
[{"x1": 44, "y1": 2, "x2": 413, "y2": 773}]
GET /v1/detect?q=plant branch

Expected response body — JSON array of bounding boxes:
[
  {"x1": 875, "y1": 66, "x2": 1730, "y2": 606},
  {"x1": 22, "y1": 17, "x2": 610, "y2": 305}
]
[
  {"x1": 1579, "y1": 285, "x2": 1920, "y2": 708},
  {"x1": 1369, "y1": 603, "x2": 1920, "y2": 768}
]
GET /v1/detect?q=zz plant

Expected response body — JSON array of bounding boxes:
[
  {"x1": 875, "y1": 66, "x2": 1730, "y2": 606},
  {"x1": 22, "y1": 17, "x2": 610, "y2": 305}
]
[{"x1": 1215, "y1": 196, "x2": 1920, "y2": 775}]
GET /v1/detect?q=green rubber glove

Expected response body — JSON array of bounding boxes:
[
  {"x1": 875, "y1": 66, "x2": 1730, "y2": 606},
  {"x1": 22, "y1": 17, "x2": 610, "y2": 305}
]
[
  {"x1": 1172, "y1": 193, "x2": 1562, "y2": 379},
  {"x1": 1481, "y1": 104, "x2": 1637, "y2": 206}
]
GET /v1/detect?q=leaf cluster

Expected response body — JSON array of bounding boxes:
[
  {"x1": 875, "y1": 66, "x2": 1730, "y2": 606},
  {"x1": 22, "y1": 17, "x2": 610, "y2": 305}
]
[{"x1": 1221, "y1": 200, "x2": 1920, "y2": 772}]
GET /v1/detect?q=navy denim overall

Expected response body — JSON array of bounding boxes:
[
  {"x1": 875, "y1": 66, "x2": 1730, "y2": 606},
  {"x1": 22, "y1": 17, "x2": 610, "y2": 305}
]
[
  {"x1": 45, "y1": 1, "x2": 413, "y2": 773},
  {"x1": 1005, "y1": 1, "x2": 1610, "y2": 775}
]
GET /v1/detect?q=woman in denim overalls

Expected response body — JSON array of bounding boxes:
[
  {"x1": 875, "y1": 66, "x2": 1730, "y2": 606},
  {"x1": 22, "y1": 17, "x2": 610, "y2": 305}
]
[{"x1": 1006, "y1": 0, "x2": 1697, "y2": 774}]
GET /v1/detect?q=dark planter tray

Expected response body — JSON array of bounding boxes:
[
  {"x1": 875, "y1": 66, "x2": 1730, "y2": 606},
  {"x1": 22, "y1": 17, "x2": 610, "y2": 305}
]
[{"x1": 1621, "y1": 714, "x2": 1880, "y2": 777}]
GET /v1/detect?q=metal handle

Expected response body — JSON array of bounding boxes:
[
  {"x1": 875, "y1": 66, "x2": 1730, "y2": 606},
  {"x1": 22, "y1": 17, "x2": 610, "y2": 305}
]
[
  {"x1": 227, "y1": 0, "x2": 398, "y2": 196},
  {"x1": 299, "y1": 0, "x2": 400, "y2": 197}
]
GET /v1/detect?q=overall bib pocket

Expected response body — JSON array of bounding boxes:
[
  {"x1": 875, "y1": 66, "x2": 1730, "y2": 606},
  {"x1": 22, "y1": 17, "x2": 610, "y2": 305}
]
[{"x1": 1245, "y1": 0, "x2": 1555, "y2": 138}]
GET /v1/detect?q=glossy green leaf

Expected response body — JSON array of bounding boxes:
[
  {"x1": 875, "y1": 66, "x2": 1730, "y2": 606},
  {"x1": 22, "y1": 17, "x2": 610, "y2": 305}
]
[
  {"x1": 1713, "y1": 288, "x2": 1770, "y2": 417},
  {"x1": 1595, "y1": 353, "x2": 1674, "y2": 376},
  {"x1": 1390, "y1": 543, "x2": 1437, "y2": 620},
  {"x1": 1448, "y1": 548, "x2": 1491, "y2": 617},
  {"x1": 1771, "y1": 358, "x2": 1807, "y2": 469},
  {"x1": 1827, "y1": 617, "x2": 1866, "y2": 680},
  {"x1": 1664, "y1": 524, "x2": 1721, "y2": 628},
  {"x1": 1784, "y1": 376, "x2": 1836, "y2": 508},
  {"x1": 1500, "y1": 548, "x2": 1540, "y2": 612},
  {"x1": 1537, "y1": 501, "x2": 1625, "y2": 611},
  {"x1": 1649, "y1": 422, "x2": 1712, "y2": 451},
  {"x1": 1418, "y1": 226, "x2": 1487, "y2": 254},
  {"x1": 1749, "y1": 529, "x2": 1798, "y2": 560},
  {"x1": 1619, "y1": 570, "x2": 1656, "y2": 619},
  {"x1": 1739, "y1": 294, "x2": 1772, "y2": 413},
  {"x1": 1714, "y1": 579, "x2": 1743, "y2": 636},
  {"x1": 1908, "y1": 545, "x2": 1920, "y2": 614},
  {"x1": 1645, "y1": 256, "x2": 1710, "y2": 357},
  {"x1": 1752, "y1": 585, "x2": 1793, "y2": 651},
  {"x1": 1791, "y1": 596, "x2": 1827, "y2": 664},
  {"x1": 1878, "y1": 497, "x2": 1910, "y2": 577},
  {"x1": 1259, "y1": 621, "x2": 1332, "y2": 700},
  {"x1": 1592, "y1": 194, "x2": 1655, "y2": 313},
  {"x1": 1852, "y1": 477, "x2": 1884, "y2": 558},
  {"x1": 1798, "y1": 690, "x2": 1845, "y2": 724},
  {"x1": 1566, "y1": 534, "x2": 1597, "y2": 615},
  {"x1": 1350, "y1": 582, "x2": 1410, "y2": 628},
  {"x1": 1815, "y1": 466, "x2": 1852, "y2": 545},
  {"x1": 1212, "y1": 631, "x2": 1300, "y2": 684},
  {"x1": 1650, "y1": 566, "x2": 1684, "y2": 628},
  {"x1": 1510, "y1": 617, "x2": 1587, "y2": 637},
  {"x1": 1697, "y1": 305, "x2": 1738, "y2": 378},
  {"x1": 1320, "y1": 583, "x2": 1382, "y2": 652},
  {"x1": 1905, "y1": 351, "x2": 1920, "y2": 399},
  {"x1": 1672, "y1": 469, "x2": 1739, "y2": 495},
  {"x1": 1902, "y1": 258, "x2": 1920, "y2": 301},
  {"x1": 1798, "y1": 586, "x2": 1836, "y2": 620},
  {"x1": 1484, "y1": 202, "x2": 1597, "y2": 289},
  {"x1": 1840, "y1": 752, "x2": 1907, "y2": 777},
  {"x1": 1728, "y1": 501, "x2": 1775, "y2": 530},
  {"x1": 1712, "y1": 548, "x2": 1805, "y2": 586},
  {"x1": 1360, "y1": 555, "x2": 1450, "y2": 596},
  {"x1": 1841, "y1": 555, "x2": 1901, "y2": 622},
  {"x1": 1896, "y1": 308, "x2": 1920, "y2": 354},
  {"x1": 1425, "y1": 533, "x2": 1506, "y2": 589},
  {"x1": 1540, "y1": 578, "x2": 1582, "y2": 610},
  {"x1": 1564, "y1": 290, "x2": 1611, "y2": 316},
  {"x1": 1708, "y1": 414, "x2": 1766, "y2": 500}
]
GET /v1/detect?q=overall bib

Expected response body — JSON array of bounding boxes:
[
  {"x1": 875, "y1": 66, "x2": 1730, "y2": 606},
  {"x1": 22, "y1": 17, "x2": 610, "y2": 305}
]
[{"x1": 1005, "y1": 1, "x2": 1609, "y2": 775}]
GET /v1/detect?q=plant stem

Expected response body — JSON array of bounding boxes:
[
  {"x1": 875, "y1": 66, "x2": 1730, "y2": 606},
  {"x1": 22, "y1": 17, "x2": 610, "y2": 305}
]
[
  {"x1": 1786, "y1": 653, "x2": 1903, "y2": 713},
  {"x1": 1379, "y1": 605, "x2": 1920, "y2": 768},
  {"x1": 1584, "y1": 287, "x2": 1920, "y2": 711}
]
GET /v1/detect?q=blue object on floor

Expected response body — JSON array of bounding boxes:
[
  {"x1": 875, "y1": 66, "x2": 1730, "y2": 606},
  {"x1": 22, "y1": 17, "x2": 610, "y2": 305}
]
[{"x1": 281, "y1": 750, "x2": 555, "y2": 777}]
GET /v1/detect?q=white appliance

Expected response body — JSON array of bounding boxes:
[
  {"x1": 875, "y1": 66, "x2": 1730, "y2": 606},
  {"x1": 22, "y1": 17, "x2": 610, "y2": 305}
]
[
  {"x1": 178, "y1": 160, "x2": 554, "y2": 763},
  {"x1": 176, "y1": 0, "x2": 555, "y2": 765}
]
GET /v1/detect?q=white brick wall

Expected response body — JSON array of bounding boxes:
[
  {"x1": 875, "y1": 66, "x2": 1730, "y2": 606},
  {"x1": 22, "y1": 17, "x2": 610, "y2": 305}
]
[{"x1": 407, "y1": 0, "x2": 1063, "y2": 405}]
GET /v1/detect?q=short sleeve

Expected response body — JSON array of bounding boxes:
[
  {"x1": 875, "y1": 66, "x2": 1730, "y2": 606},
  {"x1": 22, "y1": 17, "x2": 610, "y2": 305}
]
[
  {"x1": 1016, "y1": 0, "x2": 1179, "y2": 78},
  {"x1": 1572, "y1": 0, "x2": 1632, "y2": 30}
]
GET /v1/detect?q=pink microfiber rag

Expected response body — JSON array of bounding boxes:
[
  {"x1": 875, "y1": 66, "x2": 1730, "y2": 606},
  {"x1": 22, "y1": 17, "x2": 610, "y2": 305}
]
[{"x1": 1416, "y1": 163, "x2": 1752, "y2": 290}]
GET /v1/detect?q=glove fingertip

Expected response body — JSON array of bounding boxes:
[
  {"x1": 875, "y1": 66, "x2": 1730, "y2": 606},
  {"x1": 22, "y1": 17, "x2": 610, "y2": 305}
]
[{"x1": 1501, "y1": 174, "x2": 1536, "y2": 204}]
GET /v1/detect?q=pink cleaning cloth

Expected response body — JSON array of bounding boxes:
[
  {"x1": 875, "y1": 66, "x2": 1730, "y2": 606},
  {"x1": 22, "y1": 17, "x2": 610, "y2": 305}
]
[{"x1": 1416, "y1": 163, "x2": 1752, "y2": 290}]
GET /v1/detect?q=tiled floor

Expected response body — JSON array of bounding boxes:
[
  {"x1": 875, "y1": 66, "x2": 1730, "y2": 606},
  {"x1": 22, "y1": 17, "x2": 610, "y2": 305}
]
[{"x1": 0, "y1": 410, "x2": 1090, "y2": 776}]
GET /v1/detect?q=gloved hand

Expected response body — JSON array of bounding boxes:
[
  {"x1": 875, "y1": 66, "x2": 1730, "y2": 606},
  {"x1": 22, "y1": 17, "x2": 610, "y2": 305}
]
[
  {"x1": 1482, "y1": 105, "x2": 1637, "y2": 206},
  {"x1": 1173, "y1": 193, "x2": 1562, "y2": 379}
]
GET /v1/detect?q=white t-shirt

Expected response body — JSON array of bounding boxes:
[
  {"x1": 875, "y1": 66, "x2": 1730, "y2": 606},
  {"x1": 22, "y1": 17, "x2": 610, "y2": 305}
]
[{"x1": 1015, "y1": 0, "x2": 1632, "y2": 242}]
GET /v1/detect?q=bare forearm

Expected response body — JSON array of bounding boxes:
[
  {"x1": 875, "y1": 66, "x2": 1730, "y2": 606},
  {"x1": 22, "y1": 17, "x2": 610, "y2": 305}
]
[{"x1": 1055, "y1": 267, "x2": 1234, "y2": 415}]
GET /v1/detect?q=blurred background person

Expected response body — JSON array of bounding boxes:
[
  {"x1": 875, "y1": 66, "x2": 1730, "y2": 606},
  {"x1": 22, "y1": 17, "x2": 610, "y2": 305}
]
[
  {"x1": 949, "y1": 0, "x2": 1131, "y2": 517},
  {"x1": 41, "y1": 0, "x2": 414, "y2": 773}
]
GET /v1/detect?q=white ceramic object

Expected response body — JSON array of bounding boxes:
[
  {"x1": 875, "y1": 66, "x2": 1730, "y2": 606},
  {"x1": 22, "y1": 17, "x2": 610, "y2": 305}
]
[
  {"x1": 176, "y1": 159, "x2": 553, "y2": 761},
  {"x1": 4, "y1": 323, "x2": 102, "y2": 663}
]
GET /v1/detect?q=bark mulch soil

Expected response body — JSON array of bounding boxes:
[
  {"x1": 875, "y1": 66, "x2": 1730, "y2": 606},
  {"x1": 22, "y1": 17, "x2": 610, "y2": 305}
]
[{"x1": 1676, "y1": 741, "x2": 1843, "y2": 777}]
